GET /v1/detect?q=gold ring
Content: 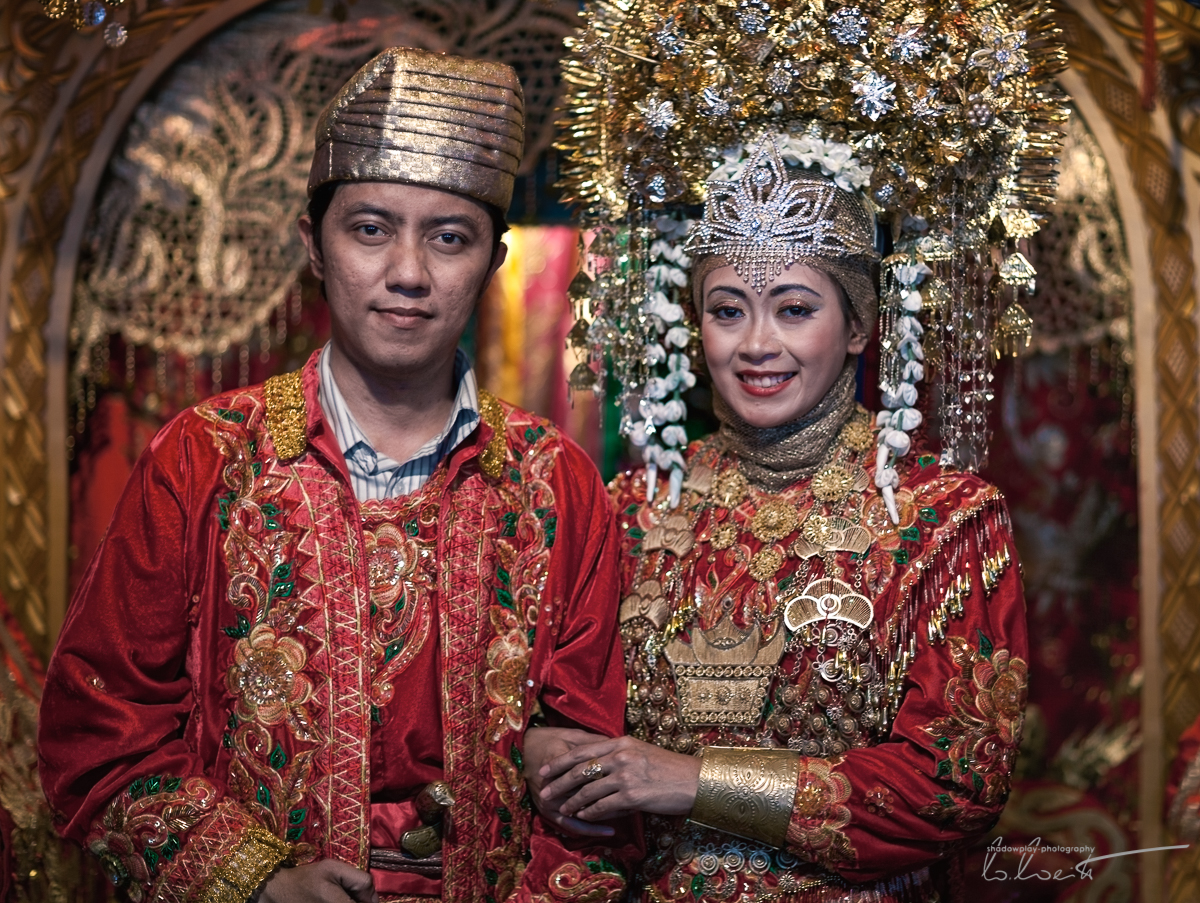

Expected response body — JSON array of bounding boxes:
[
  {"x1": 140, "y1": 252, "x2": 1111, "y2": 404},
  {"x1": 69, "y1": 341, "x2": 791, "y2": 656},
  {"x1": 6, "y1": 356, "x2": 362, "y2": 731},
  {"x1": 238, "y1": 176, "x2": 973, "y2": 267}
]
[{"x1": 581, "y1": 758, "x2": 604, "y2": 780}]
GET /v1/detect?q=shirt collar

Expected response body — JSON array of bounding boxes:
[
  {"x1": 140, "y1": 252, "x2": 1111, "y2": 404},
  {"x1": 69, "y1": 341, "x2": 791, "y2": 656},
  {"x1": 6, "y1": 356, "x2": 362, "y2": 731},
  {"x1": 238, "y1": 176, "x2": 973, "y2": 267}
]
[{"x1": 316, "y1": 343, "x2": 480, "y2": 478}]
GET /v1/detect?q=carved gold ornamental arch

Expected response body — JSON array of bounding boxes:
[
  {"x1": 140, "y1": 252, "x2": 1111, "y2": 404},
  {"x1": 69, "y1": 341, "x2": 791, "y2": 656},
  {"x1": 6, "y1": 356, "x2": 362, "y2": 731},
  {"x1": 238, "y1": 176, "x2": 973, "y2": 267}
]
[{"x1": 1, "y1": 0, "x2": 1199, "y2": 898}]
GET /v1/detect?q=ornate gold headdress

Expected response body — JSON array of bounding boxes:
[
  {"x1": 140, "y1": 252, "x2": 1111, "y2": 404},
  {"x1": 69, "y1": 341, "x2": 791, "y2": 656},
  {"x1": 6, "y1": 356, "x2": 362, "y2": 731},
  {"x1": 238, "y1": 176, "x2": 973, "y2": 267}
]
[
  {"x1": 558, "y1": 0, "x2": 1069, "y2": 509},
  {"x1": 310, "y1": 47, "x2": 525, "y2": 210}
]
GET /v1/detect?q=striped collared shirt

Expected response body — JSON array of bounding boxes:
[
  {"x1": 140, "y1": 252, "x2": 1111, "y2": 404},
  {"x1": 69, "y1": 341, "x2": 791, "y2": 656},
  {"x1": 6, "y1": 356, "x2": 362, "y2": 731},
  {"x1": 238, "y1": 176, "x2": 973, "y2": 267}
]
[{"x1": 317, "y1": 344, "x2": 481, "y2": 501}]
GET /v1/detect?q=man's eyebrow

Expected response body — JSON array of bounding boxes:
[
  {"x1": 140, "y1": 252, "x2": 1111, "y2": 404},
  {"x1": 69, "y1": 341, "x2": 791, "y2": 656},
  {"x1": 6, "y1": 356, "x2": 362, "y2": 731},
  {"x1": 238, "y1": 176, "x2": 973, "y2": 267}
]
[
  {"x1": 341, "y1": 202, "x2": 399, "y2": 222},
  {"x1": 421, "y1": 214, "x2": 483, "y2": 232}
]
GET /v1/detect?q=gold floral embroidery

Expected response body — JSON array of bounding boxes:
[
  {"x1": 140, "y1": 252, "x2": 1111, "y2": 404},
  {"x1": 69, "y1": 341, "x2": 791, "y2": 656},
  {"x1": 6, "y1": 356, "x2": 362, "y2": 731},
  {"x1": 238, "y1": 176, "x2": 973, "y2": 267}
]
[
  {"x1": 226, "y1": 625, "x2": 313, "y2": 727},
  {"x1": 484, "y1": 610, "x2": 533, "y2": 739},
  {"x1": 784, "y1": 758, "x2": 854, "y2": 868},
  {"x1": 534, "y1": 861, "x2": 625, "y2": 902},
  {"x1": 710, "y1": 469, "x2": 749, "y2": 509},
  {"x1": 363, "y1": 521, "x2": 434, "y2": 706},
  {"x1": 924, "y1": 634, "x2": 1028, "y2": 807}
]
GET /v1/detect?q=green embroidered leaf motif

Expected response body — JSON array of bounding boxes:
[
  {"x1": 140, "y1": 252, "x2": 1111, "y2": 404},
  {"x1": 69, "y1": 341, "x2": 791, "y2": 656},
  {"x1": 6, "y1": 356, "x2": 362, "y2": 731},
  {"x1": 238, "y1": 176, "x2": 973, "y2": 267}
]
[
  {"x1": 251, "y1": 462, "x2": 262, "y2": 477},
  {"x1": 934, "y1": 736, "x2": 951, "y2": 750},
  {"x1": 919, "y1": 506, "x2": 939, "y2": 523},
  {"x1": 270, "y1": 744, "x2": 287, "y2": 770},
  {"x1": 145, "y1": 775, "x2": 161, "y2": 795},
  {"x1": 223, "y1": 733, "x2": 233, "y2": 748},
  {"x1": 973, "y1": 772, "x2": 985, "y2": 792},
  {"x1": 778, "y1": 575, "x2": 794, "y2": 591},
  {"x1": 899, "y1": 526, "x2": 920, "y2": 542},
  {"x1": 394, "y1": 594, "x2": 405, "y2": 613},
  {"x1": 630, "y1": 544, "x2": 642, "y2": 556},
  {"x1": 163, "y1": 776, "x2": 181, "y2": 793},
  {"x1": 256, "y1": 783, "x2": 272, "y2": 808},
  {"x1": 543, "y1": 516, "x2": 557, "y2": 548},
  {"x1": 936, "y1": 759, "x2": 952, "y2": 778},
  {"x1": 128, "y1": 778, "x2": 145, "y2": 800},
  {"x1": 501, "y1": 512, "x2": 518, "y2": 537},
  {"x1": 272, "y1": 562, "x2": 292, "y2": 580},
  {"x1": 691, "y1": 875, "x2": 706, "y2": 899},
  {"x1": 527, "y1": 627, "x2": 536, "y2": 646},
  {"x1": 223, "y1": 613, "x2": 251, "y2": 639},
  {"x1": 371, "y1": 705, "x2": 383, "y2": 725},
  {"x1": 525, "y1": 427, "x2": 537, "y2": 443},
  {"x1": 165, "y1": 834, "x2": 180, "y2": 854},
  {"x1": 892, "y1": 549, "x2": 910, "y2": 565},
  {"x1": 918, "y1": 454, "x2": 936, "y2": 467},
  {"x1": 286, "y1": 826, "x2": 304, "y2": 842},
  {"x1": 249, "y1": 440, "x2": 258, "y2": 456},
  {"x1": 958, "y1": 757, "x2": 970, "y2": 771},
  {"x1": 405, "y1": 519, "x2": 419, "y2": 537},
  {"x1": 537, "y1": 425, "x2": 546, "y2": 437},
  {"x1": 512, "y1": 447, "x2": 523, "y2": 463},
  {"x1": 271, "y1": 580, "x2": 294, "y2": 599},
  {"x1": 978, "y1": 629, "x2": 994, "y2": 660},
  {"x1": 497, "y1": 567, "x2": 511, "y2": 586},
  {"x1": 217, "y1": 408, "x2": 245, "y2": 423},
  {"x1": 496, "y1": 587, "x2": 514, "y2": 609},
  {"x1": 936, "y1": 793, "x2": 952, "y2": 807},
  {"x1": 289, "y1": 808, "x2": 307, "y2": 826},
  {"x1": 497, "y1": 806, "x2": 512, "y2": 823},
  {"x1": 534, "y1": 507, "x2": 549, "y2": 518},
  {"x1": 370, "y1": 603, "x2": 378, "y2": 617},
  {"x1": 383, "y1": 640, "x2": 404, "y2": 663},
  {"x1": 227, "y1": 713, "x2": 238, "y2": 730},
  {"x1": 625, "y1": 504, "x2": 639, "y2": 516},
  {"x1": 509, "y1": 468, "x2": 521, "y2": 483},
  {"x1": 500, "y1": 824, "x2": 513, "y2": 840},
  {"x1": 628, "y1": 527, "x2": 645, "y2": 540},
  {"x1": 485, "y1": 868, "x2": 499, "y2": 886},
  {"x1": 510, "y1": 745, "x2": 524, "y2": 770},
  {"x1": 144, "y1": 849, "x2": 159, "y2": 871}
]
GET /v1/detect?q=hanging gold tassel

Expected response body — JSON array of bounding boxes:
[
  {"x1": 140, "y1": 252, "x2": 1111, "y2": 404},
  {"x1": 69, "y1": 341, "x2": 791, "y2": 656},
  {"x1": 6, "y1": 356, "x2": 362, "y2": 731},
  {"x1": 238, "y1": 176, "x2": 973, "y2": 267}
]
[{"x1": 994, "y1": 303, "x2": 1033, "y2": 358}]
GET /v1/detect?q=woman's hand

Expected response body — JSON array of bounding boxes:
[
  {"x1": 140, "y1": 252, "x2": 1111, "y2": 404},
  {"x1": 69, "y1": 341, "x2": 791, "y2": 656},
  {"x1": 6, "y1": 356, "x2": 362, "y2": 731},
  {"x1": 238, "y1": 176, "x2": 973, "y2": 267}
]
[
  {"x1": 523, "y1": 727, "x2": 616, "y2": 837},
  {"x1": 538, "y1": 735, "x2": 701, "y2": 821}
]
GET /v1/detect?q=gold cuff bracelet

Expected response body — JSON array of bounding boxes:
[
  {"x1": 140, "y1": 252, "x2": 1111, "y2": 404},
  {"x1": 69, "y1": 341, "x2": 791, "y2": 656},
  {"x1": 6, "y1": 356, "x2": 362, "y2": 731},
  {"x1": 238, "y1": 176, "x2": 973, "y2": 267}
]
[{"x1": 688, "y1": 746, "x2": 799, "y2": 849}]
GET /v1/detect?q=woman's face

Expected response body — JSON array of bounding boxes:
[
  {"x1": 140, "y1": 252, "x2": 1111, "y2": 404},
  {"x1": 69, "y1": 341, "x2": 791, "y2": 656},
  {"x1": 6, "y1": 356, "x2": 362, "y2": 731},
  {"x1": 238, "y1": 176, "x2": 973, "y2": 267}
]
[{"x1": 701, "y1": 262, "x2": 869, "y2": 429}]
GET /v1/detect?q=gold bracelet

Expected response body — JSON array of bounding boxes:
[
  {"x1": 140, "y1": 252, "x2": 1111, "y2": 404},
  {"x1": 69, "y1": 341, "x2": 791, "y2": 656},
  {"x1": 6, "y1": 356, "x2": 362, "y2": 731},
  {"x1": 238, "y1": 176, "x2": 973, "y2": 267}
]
[
  {"x1": 200, "y1": 826, "x2": 293, "y2": 903},
  {"x1": 688, "y1": 746, "x2": 799, "y2": 849}
]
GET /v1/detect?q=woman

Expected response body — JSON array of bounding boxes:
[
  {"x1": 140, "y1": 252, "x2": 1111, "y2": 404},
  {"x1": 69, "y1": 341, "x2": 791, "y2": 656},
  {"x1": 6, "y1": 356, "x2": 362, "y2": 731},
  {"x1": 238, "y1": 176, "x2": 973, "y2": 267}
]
[{"x1": 526, "y1": 139, "x2": 1028, "y2": 901}]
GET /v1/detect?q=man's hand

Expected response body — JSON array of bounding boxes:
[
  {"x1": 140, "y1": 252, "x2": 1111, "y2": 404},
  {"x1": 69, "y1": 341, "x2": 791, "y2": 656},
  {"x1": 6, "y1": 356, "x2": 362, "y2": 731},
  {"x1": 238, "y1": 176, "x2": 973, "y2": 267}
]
[
  {"x1": 256, "y1": 860, "x2": 377, "y2": 903},
  {"x1": 523, "y1": 727, "x2": 615, "y2": 838}
]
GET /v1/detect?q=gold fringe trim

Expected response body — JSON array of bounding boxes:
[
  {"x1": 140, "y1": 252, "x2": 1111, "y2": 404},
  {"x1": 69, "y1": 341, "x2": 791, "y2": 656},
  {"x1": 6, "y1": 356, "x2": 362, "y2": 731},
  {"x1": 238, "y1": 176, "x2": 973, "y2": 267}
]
[
  {"x1": 478, "y1": 389, "x2": 507, "y2": 479},
  {"x1": 264, "y1": 370, "x2": 307, "y2": 460},
  {"x1": 198, "y1": 826, "x2": 292, "y2": 903}
]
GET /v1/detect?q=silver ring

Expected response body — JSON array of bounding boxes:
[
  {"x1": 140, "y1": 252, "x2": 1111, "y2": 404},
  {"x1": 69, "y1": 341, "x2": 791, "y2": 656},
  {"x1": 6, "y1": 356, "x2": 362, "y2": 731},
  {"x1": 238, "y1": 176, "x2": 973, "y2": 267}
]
[{"x1": 581, "y1": 758, "x2": 604, "y2": 780}]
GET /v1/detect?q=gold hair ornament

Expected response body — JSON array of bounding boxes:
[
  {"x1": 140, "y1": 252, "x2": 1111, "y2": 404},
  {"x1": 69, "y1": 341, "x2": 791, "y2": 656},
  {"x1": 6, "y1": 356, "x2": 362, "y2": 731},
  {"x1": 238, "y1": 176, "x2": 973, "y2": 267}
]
[{"x1": 559, "y1": 0, "x2": 1069, "y2": 510}]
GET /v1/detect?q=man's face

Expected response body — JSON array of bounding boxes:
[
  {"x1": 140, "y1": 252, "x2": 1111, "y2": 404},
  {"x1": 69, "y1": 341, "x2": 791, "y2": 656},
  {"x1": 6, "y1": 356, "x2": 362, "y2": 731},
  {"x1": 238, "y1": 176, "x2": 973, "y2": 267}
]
[{"x1": 298, "y1": 181, "x2": 506, "y2": 382}]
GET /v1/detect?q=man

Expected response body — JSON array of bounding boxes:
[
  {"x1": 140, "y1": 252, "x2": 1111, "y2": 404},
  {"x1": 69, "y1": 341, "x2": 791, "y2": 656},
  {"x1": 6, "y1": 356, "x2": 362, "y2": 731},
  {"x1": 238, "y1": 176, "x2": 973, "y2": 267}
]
[{"x1": 39, "y1": 48, "x2": 631, "y2": 903}]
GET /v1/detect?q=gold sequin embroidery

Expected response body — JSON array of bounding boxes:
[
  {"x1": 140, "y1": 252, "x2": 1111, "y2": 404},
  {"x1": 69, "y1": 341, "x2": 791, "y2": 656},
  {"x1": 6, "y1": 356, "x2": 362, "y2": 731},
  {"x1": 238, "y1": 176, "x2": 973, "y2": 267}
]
[
  {"x1": 479, "y1": 389, "x2": 507, "y2": 479},
  {"x1": 264, "y1": 370, "x2": 307, "y2": 460}
]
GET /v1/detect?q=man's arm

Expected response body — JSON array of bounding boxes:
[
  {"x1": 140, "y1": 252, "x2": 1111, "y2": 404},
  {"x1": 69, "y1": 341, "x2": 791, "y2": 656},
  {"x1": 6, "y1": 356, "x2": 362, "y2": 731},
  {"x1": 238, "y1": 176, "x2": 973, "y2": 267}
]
[
  {"x1": 38, "y1": 417, "x2": 293, "y2": 903},
  {"x1": 507, "y1": 439, "x2": 639, "y2": 902}
]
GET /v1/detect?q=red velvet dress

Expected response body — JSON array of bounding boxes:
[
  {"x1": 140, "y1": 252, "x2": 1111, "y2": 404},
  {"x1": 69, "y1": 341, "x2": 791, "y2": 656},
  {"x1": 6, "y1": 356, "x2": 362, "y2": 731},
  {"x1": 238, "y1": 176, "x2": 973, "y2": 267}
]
[
  {"x1": 38, "y1": 352, "x2": 634, "y2": 903},
  {"x1": 610, "y1": 425, "x2": 1028, "y2": 902}
]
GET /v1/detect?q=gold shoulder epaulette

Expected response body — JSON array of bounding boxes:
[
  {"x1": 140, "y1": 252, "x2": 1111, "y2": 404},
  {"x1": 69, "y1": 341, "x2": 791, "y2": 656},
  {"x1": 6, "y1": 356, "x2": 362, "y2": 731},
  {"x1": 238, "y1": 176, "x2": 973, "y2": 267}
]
[
  {"x1": 478, "y1": 389, "x2": 507, "y2": 479},
  {"x1": 264, "y1": 370, "x2": 307, "y2": 460}
]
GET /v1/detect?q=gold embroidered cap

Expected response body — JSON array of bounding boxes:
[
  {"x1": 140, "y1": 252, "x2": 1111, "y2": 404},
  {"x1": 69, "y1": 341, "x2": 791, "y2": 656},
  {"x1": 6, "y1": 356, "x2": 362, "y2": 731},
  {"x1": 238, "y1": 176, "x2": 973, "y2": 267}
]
[{"x1": 309, "y1": 47, "x2": 525, "y2": 210}]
